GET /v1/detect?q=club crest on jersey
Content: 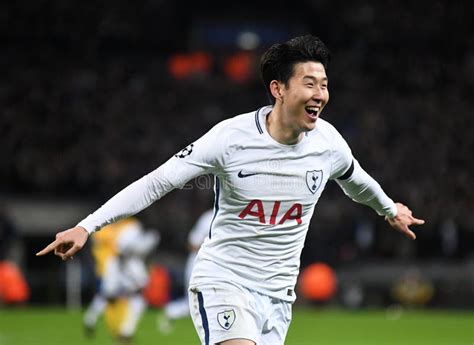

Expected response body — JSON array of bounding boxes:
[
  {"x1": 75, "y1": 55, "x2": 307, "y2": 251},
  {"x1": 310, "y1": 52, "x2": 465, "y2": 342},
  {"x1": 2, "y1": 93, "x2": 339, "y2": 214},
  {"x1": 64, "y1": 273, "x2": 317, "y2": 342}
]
[
  {"x1": 306, "y1": 170, "x2": 323, "y2": 194},
  {"x1": 217, "y1": 309, "x2": 236, "y2": 330},
  {"x1": 174, "y1": 143, "x2": 194, "y2": 158}
]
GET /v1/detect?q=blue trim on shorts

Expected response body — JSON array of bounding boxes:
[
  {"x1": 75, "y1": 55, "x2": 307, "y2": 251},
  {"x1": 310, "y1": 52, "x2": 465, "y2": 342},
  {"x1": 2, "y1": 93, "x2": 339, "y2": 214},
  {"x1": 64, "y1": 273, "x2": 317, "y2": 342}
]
[{"x1": 197, "y1": 291, "x2": 210, "y2": 345}]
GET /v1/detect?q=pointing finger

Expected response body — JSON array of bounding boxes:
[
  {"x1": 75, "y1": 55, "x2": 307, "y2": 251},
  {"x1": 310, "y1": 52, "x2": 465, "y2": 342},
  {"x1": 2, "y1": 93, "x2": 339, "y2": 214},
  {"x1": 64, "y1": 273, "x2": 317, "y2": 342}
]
[
  {"x1": 411, "y1": 217, "x2": 425, "y2": 225},
  {"x1": 36, "y1": 239, "x2": 61, "y2": 256},
  {"x1": 402, "y1": 227, "x2": 416, "y2": 240}
]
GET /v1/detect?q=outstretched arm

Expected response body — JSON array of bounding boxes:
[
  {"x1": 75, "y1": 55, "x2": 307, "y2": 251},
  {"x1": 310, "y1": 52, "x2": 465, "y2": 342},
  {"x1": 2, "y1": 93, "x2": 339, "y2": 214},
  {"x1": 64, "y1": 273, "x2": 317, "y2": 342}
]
[
  {"x1": 35, "y1": 162, "x2": 186, "y2": 261},
  {"x1": 35, "y1": 165, "x2": 186, "y2": 261},
  {"x1": 336, "y1": 160, "x2": 424, "y2": 240},
  {"x1": 385, "y1": 202, "x2": 425, "y2": 240},
  {"x1": 34, "y1": 169, "x2": 172, "y2": 261},
  {"x1": 35, "y1": 121, "x2": 227, "y2": 261},
  {"x1": 36, "y1": 226, "x2": 89, "y2": 260}
]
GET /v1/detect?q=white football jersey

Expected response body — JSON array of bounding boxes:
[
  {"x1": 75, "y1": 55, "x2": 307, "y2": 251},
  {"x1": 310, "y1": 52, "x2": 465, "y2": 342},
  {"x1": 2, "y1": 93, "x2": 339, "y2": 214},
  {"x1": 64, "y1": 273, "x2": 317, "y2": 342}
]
[
  {"x1": 79, "y1": 105, "x2": 396, "y2": 302},
  {"x1": 181, "y1": 106, "x2": 354, "y2": 302}
]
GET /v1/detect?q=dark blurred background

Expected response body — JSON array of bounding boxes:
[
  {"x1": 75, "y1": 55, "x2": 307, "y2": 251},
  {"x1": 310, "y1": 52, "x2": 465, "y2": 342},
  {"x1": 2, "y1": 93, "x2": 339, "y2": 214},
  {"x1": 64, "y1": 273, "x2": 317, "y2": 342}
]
[{"x1": 0, "y1": 0, "x2": 473, "y2": 309}]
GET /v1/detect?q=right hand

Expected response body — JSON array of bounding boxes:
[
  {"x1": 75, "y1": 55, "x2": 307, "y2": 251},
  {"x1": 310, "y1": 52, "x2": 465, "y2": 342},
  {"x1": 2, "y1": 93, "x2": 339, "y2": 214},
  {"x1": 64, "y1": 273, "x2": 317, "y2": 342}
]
[{"x1": 36, "y1": 226, "x2": 89, "y2": 261}]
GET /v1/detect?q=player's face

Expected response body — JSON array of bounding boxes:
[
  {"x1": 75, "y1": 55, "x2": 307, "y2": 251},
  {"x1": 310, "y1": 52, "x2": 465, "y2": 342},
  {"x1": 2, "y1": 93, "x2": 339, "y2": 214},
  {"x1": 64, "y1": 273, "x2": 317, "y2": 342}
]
[{"x1": 281, "y1": 61, "x2": 329, "y2": 132}]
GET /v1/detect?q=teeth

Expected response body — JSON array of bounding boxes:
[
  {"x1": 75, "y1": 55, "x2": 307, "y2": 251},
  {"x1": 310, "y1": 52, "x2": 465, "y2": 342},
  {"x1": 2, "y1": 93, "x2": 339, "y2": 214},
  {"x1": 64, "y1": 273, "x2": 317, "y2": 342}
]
[{"x1": 306, "y1": 106, "x2": 319, "y2": 114}]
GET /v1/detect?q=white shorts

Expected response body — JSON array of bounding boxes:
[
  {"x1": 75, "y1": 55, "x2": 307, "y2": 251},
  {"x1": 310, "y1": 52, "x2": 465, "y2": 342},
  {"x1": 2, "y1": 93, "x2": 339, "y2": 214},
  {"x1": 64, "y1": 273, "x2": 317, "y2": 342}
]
[
  {"x1": 102, "y1": 257, "x2": 149, "y2": 298},
  {"x1": 189, "y1": 282, "x2": 292, "y2": 345}
]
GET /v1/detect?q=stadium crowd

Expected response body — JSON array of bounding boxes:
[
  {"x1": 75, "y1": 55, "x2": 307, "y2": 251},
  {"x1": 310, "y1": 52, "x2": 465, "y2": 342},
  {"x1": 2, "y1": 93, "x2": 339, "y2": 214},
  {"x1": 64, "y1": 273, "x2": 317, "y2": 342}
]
[{"x1": 1, "y1": 0, "x2": 472, "y2": 264}]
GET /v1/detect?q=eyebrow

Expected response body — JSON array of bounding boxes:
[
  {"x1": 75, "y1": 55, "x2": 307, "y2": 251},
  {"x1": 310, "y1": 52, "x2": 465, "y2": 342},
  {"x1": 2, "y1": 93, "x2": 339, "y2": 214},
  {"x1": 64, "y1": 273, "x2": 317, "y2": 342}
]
[{"x1": 303, "y1": 76, "x2": 328, "y2": 82}]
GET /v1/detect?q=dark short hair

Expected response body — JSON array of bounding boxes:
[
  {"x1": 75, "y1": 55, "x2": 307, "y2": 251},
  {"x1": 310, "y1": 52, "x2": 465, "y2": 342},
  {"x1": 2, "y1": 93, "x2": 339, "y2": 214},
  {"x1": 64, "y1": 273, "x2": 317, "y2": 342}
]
[{"x1": 260, "y1": 35, "x2": 331, "y2": 104}]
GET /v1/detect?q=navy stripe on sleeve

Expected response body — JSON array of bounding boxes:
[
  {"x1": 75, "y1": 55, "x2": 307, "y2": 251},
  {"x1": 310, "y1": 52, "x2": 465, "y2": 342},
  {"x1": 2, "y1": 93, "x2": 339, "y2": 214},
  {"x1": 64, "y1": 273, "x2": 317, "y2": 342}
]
[{"x1": 337, "y1": 160, "x2": 355, "y2": 180}]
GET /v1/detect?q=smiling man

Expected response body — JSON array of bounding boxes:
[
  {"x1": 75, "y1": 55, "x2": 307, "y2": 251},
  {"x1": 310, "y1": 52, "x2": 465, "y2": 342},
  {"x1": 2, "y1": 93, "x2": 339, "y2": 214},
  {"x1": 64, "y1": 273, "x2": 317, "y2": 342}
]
[{"x1": 37, "y1": 35, "x2": 424, "y2": 345}]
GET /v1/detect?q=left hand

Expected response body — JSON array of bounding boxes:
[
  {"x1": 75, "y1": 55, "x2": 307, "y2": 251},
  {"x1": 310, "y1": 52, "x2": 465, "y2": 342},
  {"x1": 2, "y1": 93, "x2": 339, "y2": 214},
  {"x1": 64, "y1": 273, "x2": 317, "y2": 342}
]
[{"x1": 385, "y1": 202, "x2": 425, "y2": 240}]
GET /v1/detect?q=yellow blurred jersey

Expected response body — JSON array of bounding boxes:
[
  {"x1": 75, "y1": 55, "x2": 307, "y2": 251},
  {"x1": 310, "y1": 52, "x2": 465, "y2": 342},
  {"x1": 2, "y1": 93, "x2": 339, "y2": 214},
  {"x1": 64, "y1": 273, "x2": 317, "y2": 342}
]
[
  {"x1": 91, "y1": 218, "x2": 140, "y2": 277},
  {"x1": 104, "y1": 297, "x2": 129, "y2": 336}
]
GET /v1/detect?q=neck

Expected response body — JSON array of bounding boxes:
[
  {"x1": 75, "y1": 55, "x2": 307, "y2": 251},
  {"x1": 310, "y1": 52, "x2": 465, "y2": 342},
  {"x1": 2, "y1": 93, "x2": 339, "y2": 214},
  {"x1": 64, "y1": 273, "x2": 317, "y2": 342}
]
[{"x1": 266, "y1": 107, "x2": 304, "y2": 145}]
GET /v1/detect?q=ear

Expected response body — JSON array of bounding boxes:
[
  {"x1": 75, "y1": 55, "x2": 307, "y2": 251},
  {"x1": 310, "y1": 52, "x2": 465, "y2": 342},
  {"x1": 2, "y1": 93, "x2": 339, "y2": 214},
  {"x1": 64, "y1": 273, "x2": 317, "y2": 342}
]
[{"x1": 269, "y1": 80, "x2": 284, "y2": 101}]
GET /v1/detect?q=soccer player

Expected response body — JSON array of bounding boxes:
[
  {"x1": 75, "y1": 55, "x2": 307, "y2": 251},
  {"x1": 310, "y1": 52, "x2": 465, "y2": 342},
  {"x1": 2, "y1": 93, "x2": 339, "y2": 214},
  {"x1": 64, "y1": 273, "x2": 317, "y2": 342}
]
[
  {"x1": 83, "y1": 217, "x2": 159, "y2": 344},
  {"x1": 83, "y1": 217, "x2": 138, "y2": 336},
  {"x1": 37, "y1": 35, "x2": 424, "y2": 345},
  {"x1": 158, "y1": 208, "x2": 214, "y2": 333}
]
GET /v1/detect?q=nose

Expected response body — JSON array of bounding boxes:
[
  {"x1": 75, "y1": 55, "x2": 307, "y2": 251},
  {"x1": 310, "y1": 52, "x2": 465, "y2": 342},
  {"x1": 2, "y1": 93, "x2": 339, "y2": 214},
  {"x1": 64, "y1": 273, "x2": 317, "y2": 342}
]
[
  {"x1": 312, "y1": 86, "x2": 327, "y2": 104},
  {"x1": 312, "y1": 88, "x2": 323, "y2": 103}
]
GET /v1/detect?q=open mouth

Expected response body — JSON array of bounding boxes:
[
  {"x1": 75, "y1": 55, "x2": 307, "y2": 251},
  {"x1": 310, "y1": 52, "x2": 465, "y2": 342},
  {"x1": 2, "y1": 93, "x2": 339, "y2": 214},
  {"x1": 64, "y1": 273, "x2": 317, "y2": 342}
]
[{"x1": 305, "y1": 106, "x2": 319, "y2": 118}]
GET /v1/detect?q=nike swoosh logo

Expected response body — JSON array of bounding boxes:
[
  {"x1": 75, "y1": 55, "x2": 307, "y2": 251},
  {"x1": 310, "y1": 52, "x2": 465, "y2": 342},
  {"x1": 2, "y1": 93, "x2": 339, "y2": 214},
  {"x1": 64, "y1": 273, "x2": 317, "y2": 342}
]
[{"x1": 237, "y1": 170, "x2": 260, "y2": 178}]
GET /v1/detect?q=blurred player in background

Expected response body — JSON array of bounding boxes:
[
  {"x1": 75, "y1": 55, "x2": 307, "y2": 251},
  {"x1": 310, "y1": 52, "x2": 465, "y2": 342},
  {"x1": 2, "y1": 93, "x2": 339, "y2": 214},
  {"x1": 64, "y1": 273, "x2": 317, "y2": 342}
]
[
  {"x1": 158, "y1": 208, "x2": 214, "y2": 333},
  {"x1": 38, "y1": 35, "x2": 424, "y2": 345},
  {"x1": 83, "y1": 217, "x2": 159, "y2": 344}
]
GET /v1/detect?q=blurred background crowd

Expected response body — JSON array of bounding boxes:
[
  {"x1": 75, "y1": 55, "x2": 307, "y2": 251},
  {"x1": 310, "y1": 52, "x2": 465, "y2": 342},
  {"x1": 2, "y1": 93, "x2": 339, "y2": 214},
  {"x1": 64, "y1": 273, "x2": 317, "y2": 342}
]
[{"x1": 0, "y1": 0, "x2": 472, "y2": 309}]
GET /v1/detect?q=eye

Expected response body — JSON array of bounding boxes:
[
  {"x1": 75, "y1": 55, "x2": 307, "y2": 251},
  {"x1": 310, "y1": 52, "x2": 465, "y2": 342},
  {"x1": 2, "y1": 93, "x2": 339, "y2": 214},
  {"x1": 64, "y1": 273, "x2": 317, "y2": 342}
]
[{"x1": 306, "y1": 83, "x2": 314, "y2": 88}]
